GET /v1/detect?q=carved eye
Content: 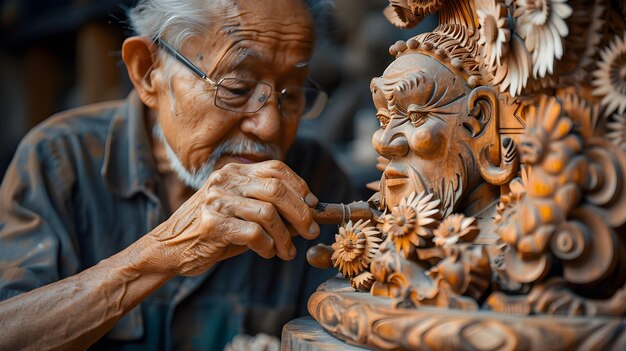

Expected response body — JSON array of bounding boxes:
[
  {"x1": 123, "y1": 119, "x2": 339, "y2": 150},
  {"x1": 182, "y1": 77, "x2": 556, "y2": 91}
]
[
  {"x1": 377, "y1": 113, "x2": 390, "y2": 129},
  {"x1": 408, "y1": 111, "x2": 428, "y2": 127}
]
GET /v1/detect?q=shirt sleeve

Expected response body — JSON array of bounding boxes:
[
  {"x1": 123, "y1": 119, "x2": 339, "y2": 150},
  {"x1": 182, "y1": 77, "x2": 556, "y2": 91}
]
[{"x1": 0, "y1": 130, "x2": 79, "y2": 301}]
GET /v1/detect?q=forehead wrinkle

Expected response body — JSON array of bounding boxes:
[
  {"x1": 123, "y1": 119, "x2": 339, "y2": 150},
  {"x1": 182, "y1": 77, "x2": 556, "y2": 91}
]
[
  {"x1": 203, "y1": 4, "x2": 312, "y2": 79},
  {"x1": 378, "y1": 71, "x2": 429, "y2": 113}
]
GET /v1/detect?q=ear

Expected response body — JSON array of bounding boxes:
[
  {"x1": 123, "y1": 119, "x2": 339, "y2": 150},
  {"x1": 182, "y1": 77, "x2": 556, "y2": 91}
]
[
  {"x1": 466, "y1": 86, "x2": 519, "y2": 185},
  {"x1": 465, "y1": 86, "x2": 498, "y2": 138},
  {"x1": 465, "y1": 86, "x2": 499, "y2": 161},
  {"x1": 122, "y1": 36, "x2": 160, "y2": 110}
]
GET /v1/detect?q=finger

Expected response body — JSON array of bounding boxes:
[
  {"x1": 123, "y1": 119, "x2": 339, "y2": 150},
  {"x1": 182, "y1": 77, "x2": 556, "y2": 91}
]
[
  {"x1": 250, "y1": 160, "x2": 319, "y2": 207},
  {"x1": 247, "y1": 176, "x2": 320, "y2": 240},
  {"x1": 222, "y1": 216, "x2": 276, "y2": 259},
  {"x1": 208, "y1": 192, "x2": 295, "y2": 260},
  {"x1": 211, "y1": 173, "x2": 320, "y2": 240}
]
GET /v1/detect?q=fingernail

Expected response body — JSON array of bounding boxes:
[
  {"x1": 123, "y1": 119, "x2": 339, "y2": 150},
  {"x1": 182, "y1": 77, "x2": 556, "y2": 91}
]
[
  {"x1": 309, "y1": 221, "x2": 320, "y2": 237},
  {"x1": 289, "y1": 246, "x2": 297, "y2": 258},
  {"x1": 304, "y1": 193, "x2": 319, "y2": 207}
]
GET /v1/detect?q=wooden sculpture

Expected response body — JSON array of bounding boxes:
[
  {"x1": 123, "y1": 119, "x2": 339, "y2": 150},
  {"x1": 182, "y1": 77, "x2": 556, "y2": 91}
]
[{"x1": 306, "y1": 0, "x2": 626, "y2": 349}]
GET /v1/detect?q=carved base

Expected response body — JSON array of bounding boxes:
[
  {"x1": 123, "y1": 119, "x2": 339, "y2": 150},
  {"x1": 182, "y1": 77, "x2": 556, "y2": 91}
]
[
  {"x1": 308, "y1": 277, "x2": 626, "y2": 350},
  {"x1": 281, "y1": 317, "x2": 369, "y2": 351}
]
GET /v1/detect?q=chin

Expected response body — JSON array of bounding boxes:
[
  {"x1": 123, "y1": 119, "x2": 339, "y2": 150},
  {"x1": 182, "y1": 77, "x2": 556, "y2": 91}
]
[{"x1": 381, "y1": 169, "x2": 462, "y2": 217}]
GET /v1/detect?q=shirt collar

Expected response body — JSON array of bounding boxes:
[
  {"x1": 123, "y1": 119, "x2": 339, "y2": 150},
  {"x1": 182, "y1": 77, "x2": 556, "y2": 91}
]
[{"x1": 101, "y1": 90, "x2": 158, "y2": 198}]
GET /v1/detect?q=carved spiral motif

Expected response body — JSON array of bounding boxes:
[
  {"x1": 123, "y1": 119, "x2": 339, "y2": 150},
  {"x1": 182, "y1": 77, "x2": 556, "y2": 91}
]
[{"x1": 550, "y1": 221, "x2": 587, "y2": 261}]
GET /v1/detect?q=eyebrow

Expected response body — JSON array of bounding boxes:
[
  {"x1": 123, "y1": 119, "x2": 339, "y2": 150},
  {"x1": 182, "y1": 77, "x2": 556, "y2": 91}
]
[
  {"x1": 230, "y1": 48, "x2": 311, "y2": 74},
  {"x1": 233, "y1": 48, "x2": 261, "y2": 67}
]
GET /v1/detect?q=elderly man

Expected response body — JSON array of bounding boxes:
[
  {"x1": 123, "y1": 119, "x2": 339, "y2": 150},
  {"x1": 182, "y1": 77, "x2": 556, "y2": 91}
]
[{"x1": 0, "y1": 0, "x2": 351, "y2": 349}]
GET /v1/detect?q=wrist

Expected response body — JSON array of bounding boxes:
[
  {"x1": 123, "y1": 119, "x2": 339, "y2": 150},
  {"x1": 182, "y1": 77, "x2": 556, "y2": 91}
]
[{"x1": 126, "y1": 230, "x2": 179, "y2": 278}]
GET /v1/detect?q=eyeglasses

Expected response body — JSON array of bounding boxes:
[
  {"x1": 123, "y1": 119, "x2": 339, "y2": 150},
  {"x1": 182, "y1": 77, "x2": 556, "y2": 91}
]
[{"x1": 155, "y1": 38, "x2": 327, "y2": 120}]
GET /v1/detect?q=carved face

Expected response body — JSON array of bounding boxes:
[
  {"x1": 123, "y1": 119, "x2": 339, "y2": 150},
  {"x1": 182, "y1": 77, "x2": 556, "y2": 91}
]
[{"x1": 371, "y1": 54, "x2": 481, "y2": 215}]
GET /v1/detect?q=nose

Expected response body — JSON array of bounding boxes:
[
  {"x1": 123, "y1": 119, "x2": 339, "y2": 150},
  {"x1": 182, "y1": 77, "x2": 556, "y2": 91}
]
[
  {"x1": 239, "y1": 93, "x2": 282, "y2": 143},
  {"x1": 372, "y1": 125, "x2": 409, "y2": 158}
]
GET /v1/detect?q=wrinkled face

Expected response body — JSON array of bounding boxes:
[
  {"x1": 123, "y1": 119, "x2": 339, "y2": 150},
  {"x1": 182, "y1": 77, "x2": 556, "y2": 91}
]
[
  {"x1": 153, "y1": 0, "x2": 314, "y2": 188},
  {"x1": 371, "y1": 54, "x2": 479, "y2": 215}
]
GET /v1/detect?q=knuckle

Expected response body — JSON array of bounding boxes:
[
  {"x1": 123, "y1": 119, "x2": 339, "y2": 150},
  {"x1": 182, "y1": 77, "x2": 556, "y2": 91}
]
[
  {"x1": 266, "y1": 159, "x2": 284, "y2": 170},
  {"x1": 300, "y1": 205, "x2": 313, "y2": 223},
  {"x1": 208, "y1": 170, "x2": 225, "y2": 186},
  {"x1": 257, "y1": 202, "x2": 276, "y2": 221},
  {"x1": 222, "y1": 162, "x2": 239, "y2": 173},
  {"x1": 249, "y1": 223, "x2": 265, "y2": 242},
  {"x1": 204, "y1": 190, "x2": 221, "y2": 204},
  {"x1": 267, "y1": 179, "x2": 287, "y2": 198},
  {"x1": 199, "y1": 209, "x2": 219, "y2": 232},
  {"x1": 208, "y1": 197, "x2": 225, "y2": 213}
]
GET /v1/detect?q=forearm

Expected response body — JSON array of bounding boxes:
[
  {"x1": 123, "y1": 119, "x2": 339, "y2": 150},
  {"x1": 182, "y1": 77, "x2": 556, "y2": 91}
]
[{"x1": 0, "y1": 237, "x2": 174, "y2": 350}]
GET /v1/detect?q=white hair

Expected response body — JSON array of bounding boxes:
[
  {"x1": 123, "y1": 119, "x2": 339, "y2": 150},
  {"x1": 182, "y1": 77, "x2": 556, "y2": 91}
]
[
  {"x1": 128, "y1": 0, "x2": 237, "y2": 108},
  {"x1": 127, "y1": 0, "x2": 333, "y2": 104},
  {"x1": 153, "y1": 122, "x2": 282, "y2": 190}
]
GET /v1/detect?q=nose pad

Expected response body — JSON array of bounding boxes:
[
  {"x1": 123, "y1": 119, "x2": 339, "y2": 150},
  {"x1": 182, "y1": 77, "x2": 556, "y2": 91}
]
[{"x1": 373, "y1": 127, "x2": 409, "y2": 158}]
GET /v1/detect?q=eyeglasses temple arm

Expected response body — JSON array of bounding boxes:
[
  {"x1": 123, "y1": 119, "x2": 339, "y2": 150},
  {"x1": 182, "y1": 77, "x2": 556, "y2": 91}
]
[{"x1": 155, "y1": 38, "x2": 214, "y2": 83}]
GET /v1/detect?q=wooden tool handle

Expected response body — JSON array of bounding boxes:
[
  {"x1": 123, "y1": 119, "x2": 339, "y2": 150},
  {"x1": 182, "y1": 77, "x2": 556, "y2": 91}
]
[{"x1": 311, "y1": 201, "x2": 376, "y2": 225}]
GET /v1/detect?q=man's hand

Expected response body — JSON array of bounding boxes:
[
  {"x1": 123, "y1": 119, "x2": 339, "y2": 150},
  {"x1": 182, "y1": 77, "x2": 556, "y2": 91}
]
[{"x1": 143, "y1": 160, "x2": 321, "y2": 276}]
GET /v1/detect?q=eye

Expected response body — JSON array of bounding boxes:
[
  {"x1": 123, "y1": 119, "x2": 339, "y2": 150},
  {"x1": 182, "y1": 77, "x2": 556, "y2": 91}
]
[
  {"x1": 408, "y1": 111, "x2": 428, "y2": 127},
  {"x1": 279, "y1": 89, "x2": 305, "y2": 118},
  {"x1": 216, "y1": 78, "x2": 256, "y2": 107}
]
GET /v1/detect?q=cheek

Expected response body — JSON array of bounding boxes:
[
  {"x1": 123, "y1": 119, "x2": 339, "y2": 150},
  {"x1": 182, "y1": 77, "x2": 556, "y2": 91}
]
[
  {"x1": 280, "y1": 119, "x2": 300, "y2": 154},
  {"x1": 371, "y1": 129, "x2": 384, "y2": 152},
  {"x1": 408, "y1": 124, "x2": 447, "y2": 159},
  {"x1": 158, "y1": 87, "x2": 238, "y2": 167}
]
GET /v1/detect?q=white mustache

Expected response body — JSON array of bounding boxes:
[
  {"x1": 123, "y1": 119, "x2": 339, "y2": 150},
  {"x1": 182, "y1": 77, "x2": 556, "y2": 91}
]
[{"x1": 153, "y1": 122, "x2": 281, "y2": 190}]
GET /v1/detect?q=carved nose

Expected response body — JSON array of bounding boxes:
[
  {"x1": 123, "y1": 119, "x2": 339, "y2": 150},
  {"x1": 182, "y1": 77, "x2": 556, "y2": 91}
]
[{"x1": 374, "y1": 128, "x2": 409, "y2": 158}]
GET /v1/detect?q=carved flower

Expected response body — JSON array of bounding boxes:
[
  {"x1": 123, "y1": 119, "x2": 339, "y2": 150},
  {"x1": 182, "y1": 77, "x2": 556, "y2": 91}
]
[
  {"x1": 409, "y1": 0, "x2": 443, "y2": 16},
  {"x1": 514, "y1": 0, "x2": 573, "y2": 78},
  {"x1": 477, "y1": 0, "x2": 510, "y2": 69},
  {"x1": 331, "y1": 220, "x2": 382, "y2": 277},
  {"x1": 493, "y1": 33, "x2": 532, "y2": 96},
  {"x1": 592, "y1": 32, "x2": 626, "y2": 118},
  {"x1": 433, "y1": 214, "x2": 480, "y2": 247},
  {"x1": 350, "y1": 271, "x2": 376, "y2": 292},
  {"x1": 607, "y1": 114, "x2": 626, "y2": 149},
  {"x1": 381, "y1": 191, "x2": 440, "y2": 257}
]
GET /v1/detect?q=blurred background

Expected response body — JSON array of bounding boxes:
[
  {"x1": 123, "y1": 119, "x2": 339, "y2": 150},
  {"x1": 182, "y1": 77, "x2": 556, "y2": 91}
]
[{"x1": 0, "y1": 0, "x2": 436, "y2": 200}]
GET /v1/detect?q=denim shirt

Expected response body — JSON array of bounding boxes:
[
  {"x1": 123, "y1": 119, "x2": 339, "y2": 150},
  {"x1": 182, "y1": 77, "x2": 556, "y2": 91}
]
[{"x1": 0, "y1": 91, "x2": 352, "y2": 350}]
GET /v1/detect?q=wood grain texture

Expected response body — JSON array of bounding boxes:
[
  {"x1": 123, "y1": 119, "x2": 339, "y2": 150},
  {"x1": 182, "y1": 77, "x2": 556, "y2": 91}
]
[{"x1": 304, "y1": 0, "x2": 626, "y2": 348}]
